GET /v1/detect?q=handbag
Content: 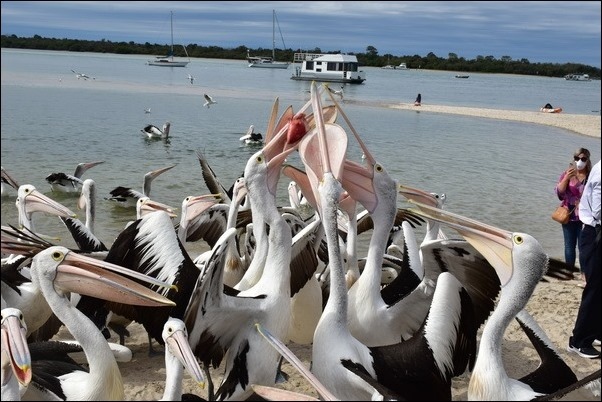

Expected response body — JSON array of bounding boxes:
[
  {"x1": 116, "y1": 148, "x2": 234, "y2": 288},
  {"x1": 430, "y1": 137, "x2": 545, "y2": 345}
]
[{"x1": 551, "y1": 205, "x2": 574, "y2": 224}]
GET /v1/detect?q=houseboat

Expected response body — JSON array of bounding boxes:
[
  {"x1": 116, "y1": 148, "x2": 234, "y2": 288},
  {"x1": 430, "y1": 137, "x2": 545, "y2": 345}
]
[
  {"x1": 564, "y1": 73, "x2": 590, "y2": 81},
  {"x1": 291, "y1": 53, "x2": 366, "y2": 84}
]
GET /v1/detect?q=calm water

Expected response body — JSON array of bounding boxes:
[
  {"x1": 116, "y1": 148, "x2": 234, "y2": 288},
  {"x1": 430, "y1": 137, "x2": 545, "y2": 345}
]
[{"x1": 1, "y1": 48, "x2": 600, "y2": 260}]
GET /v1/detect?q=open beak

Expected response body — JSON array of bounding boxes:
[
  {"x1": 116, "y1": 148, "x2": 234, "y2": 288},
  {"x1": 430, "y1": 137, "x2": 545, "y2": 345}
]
[
  {"x1": 51, "y1": 248, "x2": 177, "y2": 306},
  {"x1": 165, "y1": 327, "x2": 205, "y2": 389},
  {"x1": 408, "y1": 201, "x2": 515, "y2": 286},
  {"x1": 138, "y1": 198, "x2": 178, "y2": 218},
  {"x1": 1, "y1": 309, "x2": 32, "y2": 387}
]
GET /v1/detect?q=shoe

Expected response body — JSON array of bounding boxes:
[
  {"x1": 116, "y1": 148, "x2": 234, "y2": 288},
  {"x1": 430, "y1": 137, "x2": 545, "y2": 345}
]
[
  {"x1": 568, "y1": 343, "x2": 601, "y2": 359},
  {"x1": 594, "y1": 339, "x2": 601, "y2": 347}
]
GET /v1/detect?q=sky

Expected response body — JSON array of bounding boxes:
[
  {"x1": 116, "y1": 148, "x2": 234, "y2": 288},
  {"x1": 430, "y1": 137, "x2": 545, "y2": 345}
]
[{"x1": 1, "y1": 1, "x2": 600, "y2": 67}]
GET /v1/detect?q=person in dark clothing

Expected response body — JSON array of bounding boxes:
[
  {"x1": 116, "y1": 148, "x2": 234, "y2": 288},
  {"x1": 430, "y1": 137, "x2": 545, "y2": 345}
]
[{"x1": 414, "y1": 93, "x2": 421, "y2": 106}]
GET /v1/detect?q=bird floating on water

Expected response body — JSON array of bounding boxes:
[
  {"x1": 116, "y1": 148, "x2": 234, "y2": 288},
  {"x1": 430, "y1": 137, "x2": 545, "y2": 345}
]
[
  {"x1": 187, "y1": 74, "x2": 195, "y2": 85},
  {"x1": 203, "y1": 94, "x2": 217, "y2": 108},
  {"x1": 239, "y1": 125, "x2": 264, "y2": 145}
]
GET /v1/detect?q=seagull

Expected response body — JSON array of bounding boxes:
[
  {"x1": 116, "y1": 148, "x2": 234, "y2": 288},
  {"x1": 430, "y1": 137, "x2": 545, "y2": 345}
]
[
  {"x1": 187, "y1": 74, "x2": 195, "y2": 85},
  {"x1": 326, "y1": 84, "x2": 344, "y2": 100},
  {"x1": 70, "y1": 69, "x2": 94, "y2": 80},
  {"x1": 203, "y1": 94, "x2": 217, "y2": 108},
  {"x1": 144, "y1": 108, "x2": 152, "y2": 114}
]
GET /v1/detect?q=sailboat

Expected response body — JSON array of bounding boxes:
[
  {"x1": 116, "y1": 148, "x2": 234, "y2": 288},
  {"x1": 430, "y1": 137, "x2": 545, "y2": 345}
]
[
  {"x1": 247, "y1": 10, "x2": 290, "y2": 69},
  {"x1": 147, "y1": 11, "x2": 190, "y2": 67}
]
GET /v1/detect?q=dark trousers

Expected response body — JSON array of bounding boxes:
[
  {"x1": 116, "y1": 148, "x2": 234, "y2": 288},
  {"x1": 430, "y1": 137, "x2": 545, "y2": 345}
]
[{"x1": 571, "y1": 224, "x2": 601, "y2": 347}]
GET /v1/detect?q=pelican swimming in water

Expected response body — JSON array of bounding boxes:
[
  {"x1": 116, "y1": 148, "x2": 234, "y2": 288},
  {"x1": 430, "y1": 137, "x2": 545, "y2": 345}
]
[
  {"x1": 105, "y1": 164, "x2": 176, "y2": 209},
  {"x1": 203, "y1": 94, "x2": 217, "y2": 108},
  {"x1": 239, "y1": 125, "x2": 264, "y2": 145},
  {"x1": 45, "y1": 161, "x2": 105, "y2": 193},
  {"x1": 142, "y1": 122, "x2": 171, "y2": 140}
]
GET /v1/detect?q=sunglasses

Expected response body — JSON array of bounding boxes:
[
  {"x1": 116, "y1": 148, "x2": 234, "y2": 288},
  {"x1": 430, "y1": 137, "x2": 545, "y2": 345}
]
[{"x1": 574, "y1": 156, "x2": 588, "y2": 162}]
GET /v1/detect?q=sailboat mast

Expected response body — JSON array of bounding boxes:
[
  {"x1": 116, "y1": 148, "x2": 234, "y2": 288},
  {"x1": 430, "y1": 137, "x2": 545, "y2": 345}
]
[
  {"x1": 170, "y1": 11, "x2": 174, "y2": 58},
  {"x1": 272, "y1": 9, "x2": 276, "y2": 60}
]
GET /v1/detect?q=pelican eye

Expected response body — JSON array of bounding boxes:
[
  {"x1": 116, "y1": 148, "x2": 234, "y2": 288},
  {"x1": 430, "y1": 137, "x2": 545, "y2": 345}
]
[
  {"x1": 256, "y1": 155, "x2": 263, "y2": 163},
  {"x1": 167, "y1": 327, "x2": 174, "y2": 334},
  {"x1": 375, "y1": 164, "x2": 383, "y2": 172},
  {"x1": 51, "y1": 251, "x2": 64, "y2": 261},
  {"x1": 513, "y1": 235, "x2": 524, "y2": 244}
]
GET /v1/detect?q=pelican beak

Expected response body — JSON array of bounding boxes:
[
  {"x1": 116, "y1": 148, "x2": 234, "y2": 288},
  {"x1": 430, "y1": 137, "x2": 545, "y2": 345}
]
[
  {"x1": 1, "y1": 168, "x2": 19, "y2": 190},
  {"x1": 178, "y1": 194, "x2": 221, "y2": 242},
  {"x1": 22, "y1": 188, "x2": 76, "y2": 219},
  {"x1": 52, "y1": 249, "x2": 177, "y2": 306},
  {"x1": 232, "y1": 180, "x2": 248, "y2": 205},
  {"x1": 408, "y1": 201, "x2": 515, "y2": 286},
  {"x1": 80, "y1": 161, "x2": 105, "y2": 172},
  {"x1": 398, "y1": 184, "x2": 440, "y2": 207},
  {"x1": 139, "y1": 198, "x2": 178, "y2": 218},
  {"x1": 1, "y1": 310, "x2": 32, "y2": 387},
  {"x1": 165, "y1": 328, "x2": 205, "y2": 389},
  {"x1": 255, "y1": 323, "x2": 337, "y2": 401},
  {"x1": 143, "y1": 164, "x2": 176, "y2": 195}
]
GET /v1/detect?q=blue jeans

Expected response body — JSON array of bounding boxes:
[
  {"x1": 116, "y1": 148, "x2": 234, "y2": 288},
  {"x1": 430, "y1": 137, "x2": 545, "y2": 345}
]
[{"x1": 562, "y1": 220, "x2": 582, "y2": 268}]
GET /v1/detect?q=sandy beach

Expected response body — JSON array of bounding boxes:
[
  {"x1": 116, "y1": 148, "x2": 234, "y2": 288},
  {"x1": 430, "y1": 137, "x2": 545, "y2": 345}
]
[{"x1": 48, "y1": 104, "x2": 600, "y2": 401}]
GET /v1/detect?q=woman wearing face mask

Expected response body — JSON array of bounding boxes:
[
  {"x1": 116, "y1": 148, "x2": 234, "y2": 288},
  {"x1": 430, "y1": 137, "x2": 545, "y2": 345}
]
[{"x1": 555, "y1": 147, "x2": 592, "y2": 283}]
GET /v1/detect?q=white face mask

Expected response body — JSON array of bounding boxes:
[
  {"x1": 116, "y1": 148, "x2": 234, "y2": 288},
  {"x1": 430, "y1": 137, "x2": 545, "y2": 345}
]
[{"x1": 575, "y1": 160, "x2": 587, "y2": 170}]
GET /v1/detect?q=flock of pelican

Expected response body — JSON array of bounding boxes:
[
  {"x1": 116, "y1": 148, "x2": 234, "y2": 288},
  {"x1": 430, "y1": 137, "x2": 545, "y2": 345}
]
[{"x1": 2, "y1": 82, "x2": 600, "y2": 401}]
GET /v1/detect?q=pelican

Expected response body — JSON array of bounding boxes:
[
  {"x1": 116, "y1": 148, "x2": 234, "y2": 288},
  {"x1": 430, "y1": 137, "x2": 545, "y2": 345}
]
[
  {"x1": 187, "y1": 74, "x2": 195, "y2": 85},
  {"x1": 239, "y1": 125, "x2": 264, "y2": 145},
  {"x1": 160, "y1": 317, "x2": 205, "y2": 401},
  {"x1": 183, "y1": 104, "x2": 313, "y2": 400},
  {"x1": 302, "y1": 81, "x2": 478, "y2": 400},
  {"x1": 203, "y1": 94, "x2": 217, "y2": 108},
  {"x1": 45, "y1": 161, "x2": 105, "y2": 193},
  {"x1": 1, "y1": 167, "x2": 20, "y2": 198},
  {"x1": 106, "y1": 164, "x2": 176, "y2": 209},
  {"x1": 1, "y1": 307, "x2": 32, "y2": 401},
  {"x1": 142, "y1": 122, "x2": 171, "y2": 140},
  {"x1": 409, "y1": 201, "x2": 581, "y2": 400},
  {"x1": 7, "y1": 245, "x2": 175, "y2": 401}
]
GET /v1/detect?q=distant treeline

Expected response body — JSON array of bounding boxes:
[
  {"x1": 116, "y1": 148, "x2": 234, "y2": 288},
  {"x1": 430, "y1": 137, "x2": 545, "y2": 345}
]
[{"x1": 2, "y1": 34, "x2": 600, "y2": 79}]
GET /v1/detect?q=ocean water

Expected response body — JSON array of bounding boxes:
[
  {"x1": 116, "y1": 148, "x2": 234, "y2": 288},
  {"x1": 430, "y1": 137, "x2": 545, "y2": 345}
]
[{"x1": 1, "y1": 48, "x2": 600, "y2": 260}]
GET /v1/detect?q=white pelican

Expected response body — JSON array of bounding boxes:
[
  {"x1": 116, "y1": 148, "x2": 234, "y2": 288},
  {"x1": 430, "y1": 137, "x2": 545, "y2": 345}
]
[
  {"x1": 142, "y1": 121, "x2": 171, "y2": 140},
  {"x1": 160, "y1": 317, "x2": 205, "y2": 401},
  {"x1": 45, "y1": 161, "x2": 105, "y2": 193},
  {"x1": 1, "y1": 167, "x2": 20, "y2": 198},
  {"x1": 409, "y1": 201, "x2": 580, "y2": 400},
  {"x1": 239, "y1": 125, "x2": 264, "y2": 145},
  {"x1": 10, "y1": 245, "x2": 175, "y2": 401},
  {"x1": 187, "y1": 74, "x2": 195, "y2": 85},
  {"x1": 105, "y1": 164, "x2": 176, "y2": 209},
  {"x1": 304, "y1": 81, "x2": 478, "y2": 400},
  {"x1": 203, "y1": 94, "x2": 217, "y2": 108},
  {"x1": 183, "y1": 107, "x2": 313, "y2": 400},
  {"x1": 1, "y1": 307, "x2": 32, "y2": 401}
]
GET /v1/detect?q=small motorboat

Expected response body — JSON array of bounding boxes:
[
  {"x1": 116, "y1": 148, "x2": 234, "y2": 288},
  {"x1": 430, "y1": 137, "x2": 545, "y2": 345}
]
[{"x1": 455, "y1": 75, "x2": 470, "y2": 79}]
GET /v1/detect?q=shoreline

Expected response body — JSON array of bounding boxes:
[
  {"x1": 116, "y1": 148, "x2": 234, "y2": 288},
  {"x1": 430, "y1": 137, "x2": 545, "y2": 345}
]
[{"x1": 347, "y1": 100, "x2": 601, "y2": 138}]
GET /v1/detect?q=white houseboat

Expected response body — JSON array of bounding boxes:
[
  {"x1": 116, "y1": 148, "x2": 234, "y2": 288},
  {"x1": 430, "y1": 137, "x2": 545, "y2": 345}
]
[
  {"x1": 564, "y1": 73, "x2": 590, "y2": 81},
  {"x1": 291, "y1": 53, "x2": 366, "y2": 84}
]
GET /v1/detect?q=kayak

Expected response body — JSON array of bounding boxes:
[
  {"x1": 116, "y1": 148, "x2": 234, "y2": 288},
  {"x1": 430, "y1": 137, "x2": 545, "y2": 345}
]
[{"x1": 540, "y1": 107, "x2": 562, "y2": 113}]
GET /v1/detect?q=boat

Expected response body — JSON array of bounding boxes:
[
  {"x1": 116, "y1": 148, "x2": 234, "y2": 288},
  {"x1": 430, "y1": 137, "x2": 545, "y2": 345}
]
[
  {"x1": 381, "y1": 62, "x2": 408, "y2": 70},
  {"x1": 540, "y1": 107, "x2": 563, "y2": 113},
  {"x1": 147, "y1": 11, "x2": 190, "y2": 67},
  {"x1": 455, "y1": 75, "x2": 470, "y2": 79},
  {"x1": 247, "y1": 10, "x2": 290, "y2": 69},
  {"x1": 291, "y1": 53, "x2": 366, "y2": 84},
  {"x1": 564, "y1": 73, "x2": 590, "y2": 81}
]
